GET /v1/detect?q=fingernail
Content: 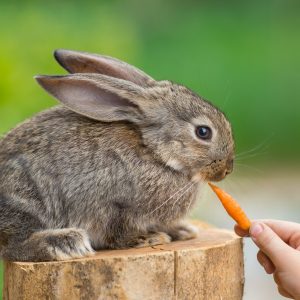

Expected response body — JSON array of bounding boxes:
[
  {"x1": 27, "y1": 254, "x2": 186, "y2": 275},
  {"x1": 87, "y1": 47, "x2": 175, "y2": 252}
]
[
  {"x1": 250, "y1": 223, "x2": 264, "y2": 239},
  {"x1": 261, "y1": 261, "x2": 267, "y2": 270}
]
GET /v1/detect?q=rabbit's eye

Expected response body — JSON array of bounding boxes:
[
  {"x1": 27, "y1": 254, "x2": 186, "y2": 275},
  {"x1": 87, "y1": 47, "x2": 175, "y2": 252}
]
[{"x1": 195, "y1": 126, "x2": 212, "y2": 140}]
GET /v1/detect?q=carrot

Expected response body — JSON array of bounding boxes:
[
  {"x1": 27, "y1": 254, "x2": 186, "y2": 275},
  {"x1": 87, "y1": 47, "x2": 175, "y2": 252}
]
[{"x1": 208, "y1": 182, "x2": 251, "y2": 231}]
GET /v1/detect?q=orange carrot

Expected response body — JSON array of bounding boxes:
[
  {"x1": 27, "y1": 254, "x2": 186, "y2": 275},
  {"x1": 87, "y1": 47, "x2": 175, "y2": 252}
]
[{"x1": 208, "y1": 182, "x2": 251, "y2": 231}]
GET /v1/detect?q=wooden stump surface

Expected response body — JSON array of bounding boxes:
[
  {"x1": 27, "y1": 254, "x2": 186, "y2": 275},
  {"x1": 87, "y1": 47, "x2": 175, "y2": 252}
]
[{"x1": 3, "y1": 221, "x2": 244, "y2": 300}]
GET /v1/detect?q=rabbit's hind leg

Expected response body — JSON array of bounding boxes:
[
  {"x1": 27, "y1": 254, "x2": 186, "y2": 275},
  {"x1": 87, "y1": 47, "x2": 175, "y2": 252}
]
[
  {"x1": 110, "y1": 231, "x2": 172, "y2": 249},
  {"x1": 104, "y1": 216, "x2": 172, "y2": 249},
  {"x1": 132, "y1": 232, "x2": 172, "y2": 248},
  {"x1": 2, "y1": 228, "x2": 94, "y2": 262},
  {"x1": 166, "y1": 222, "x2": 200, "y2": 241}
]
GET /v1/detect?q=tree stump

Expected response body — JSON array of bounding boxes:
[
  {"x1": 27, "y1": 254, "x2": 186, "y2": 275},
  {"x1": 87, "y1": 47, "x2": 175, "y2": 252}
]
[{"x1": 3, "y1": 222, "x2": 244, "y2": 300}]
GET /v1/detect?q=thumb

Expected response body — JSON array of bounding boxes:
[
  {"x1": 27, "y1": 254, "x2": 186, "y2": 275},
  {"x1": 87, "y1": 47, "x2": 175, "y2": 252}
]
[{"x1": 250, "y1": 222, "x2": 293, "y2": 268}]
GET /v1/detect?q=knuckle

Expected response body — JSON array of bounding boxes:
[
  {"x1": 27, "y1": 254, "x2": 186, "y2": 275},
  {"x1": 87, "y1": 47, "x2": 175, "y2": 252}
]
[
  {"x1": 277, "y1": 286, "x2": 291, "y2": 298},
  {"x1": 259, "y1": 231, "x2": 277, "y2": 249},
  {"x1": 273, "y1": 272, "x2": 281, "y2": 285}
]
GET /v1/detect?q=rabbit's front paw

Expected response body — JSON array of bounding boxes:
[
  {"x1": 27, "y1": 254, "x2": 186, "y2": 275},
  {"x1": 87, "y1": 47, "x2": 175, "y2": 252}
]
[
  {"x1": 33, "y1": 228, "x2": 94, "y2": 260},
  {"x1": 167, "y1": 222, "x2": 199, "y2": 241},
  {"x1": 45, "y1": 228, "x2": 95, "y2": 260},
  {"x1": 3, "y1": 228, "x2": 95, "y2": 262},
  {"x1": 133, "y1": 232, "x2": 172, "y2": 248}
]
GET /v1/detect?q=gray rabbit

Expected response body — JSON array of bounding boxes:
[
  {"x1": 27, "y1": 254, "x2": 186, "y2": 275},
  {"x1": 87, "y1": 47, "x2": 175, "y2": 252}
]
[{"x1": 0, "y1": 50, "x2": 234, "y2": 261}]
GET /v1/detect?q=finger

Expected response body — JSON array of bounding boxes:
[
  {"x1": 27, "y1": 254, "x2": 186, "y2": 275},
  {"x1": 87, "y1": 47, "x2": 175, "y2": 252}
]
[
  {"x1": 277, "y1": 286, "x2": 293, "y2": 298},
  {"x1": 257, "y1": 250, "x2": 275, "y2": 274},
  {"x1": 234, "y1": 224, "x2": 250, "y2": 237},
  {"x1": 254, "y1": 219, "x2": 300, "y2": 244},
  {"x1": 274, "y1": 272, "x2": 293, "y2": 298},
  {"x1": 273, "y1": 272, "x2": 281, "y2": 285},
  {"x1": 250, "y1": 222, "x2": 294, "y2": 268}
]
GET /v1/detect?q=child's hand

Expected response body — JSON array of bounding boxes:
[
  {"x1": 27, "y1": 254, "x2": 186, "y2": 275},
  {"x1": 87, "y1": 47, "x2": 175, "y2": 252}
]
[{"x1": 235, "y1": 220, "x2": 300, "y2": 299}]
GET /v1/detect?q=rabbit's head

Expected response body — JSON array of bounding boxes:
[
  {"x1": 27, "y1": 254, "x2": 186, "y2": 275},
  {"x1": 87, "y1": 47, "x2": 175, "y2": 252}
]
[{"x1": 36, "y1": 50, "x2": 234, "y2": 182}]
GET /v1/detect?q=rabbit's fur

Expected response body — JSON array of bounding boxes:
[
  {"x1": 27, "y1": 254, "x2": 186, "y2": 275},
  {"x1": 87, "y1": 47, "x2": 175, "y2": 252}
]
[{"x1": 0, "y1": 50, "x2": 234, "y2": 261}]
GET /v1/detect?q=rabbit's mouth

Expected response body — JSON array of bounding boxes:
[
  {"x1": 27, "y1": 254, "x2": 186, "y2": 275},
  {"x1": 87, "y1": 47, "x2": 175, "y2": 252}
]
[
  {"x1": 206, "y1": 170, "x2": 229, "y2": 182},
  {"x1": 194, "y1": 158, "x2": 234, "y2": 182}
]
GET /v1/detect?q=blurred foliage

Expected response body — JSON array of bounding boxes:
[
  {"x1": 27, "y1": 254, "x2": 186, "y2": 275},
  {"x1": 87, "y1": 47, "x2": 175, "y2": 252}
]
[
  {"x1": 0, "y1": 0, "x2": 300, "y2": 165},
  {"x1": 0, "y1": 1, "x2": 300, "y2": 297}
]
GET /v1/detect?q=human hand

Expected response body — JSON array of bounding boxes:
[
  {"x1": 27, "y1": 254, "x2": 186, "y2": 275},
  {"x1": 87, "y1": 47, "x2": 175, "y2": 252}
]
[{"x1": 235, "y1": 220, "x2": 300, "y2": 299}]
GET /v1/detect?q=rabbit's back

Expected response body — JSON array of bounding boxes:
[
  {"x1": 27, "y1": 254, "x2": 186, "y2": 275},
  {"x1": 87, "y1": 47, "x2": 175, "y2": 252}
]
[
  {"x1": 0, "y1": 106, "x2": 139, "y2": 220},
  {"x1": 0, "y1": 106, "x2": 195, "y2": 233}
]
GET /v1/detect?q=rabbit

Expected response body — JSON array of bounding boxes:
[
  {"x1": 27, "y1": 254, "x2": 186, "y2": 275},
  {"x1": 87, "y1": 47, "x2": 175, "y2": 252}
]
[{"x1": 0, "y1": 49, "x2": 234, "y2": 262}]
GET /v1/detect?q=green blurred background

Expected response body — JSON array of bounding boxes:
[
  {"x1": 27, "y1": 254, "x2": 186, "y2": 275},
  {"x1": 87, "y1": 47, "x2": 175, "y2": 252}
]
[
  {"x1": 1, "y1": 0, "x2": 300, "y2": 162},
  {"x1": 0, "y1": 1, "x2": 299, "y2": 299}
]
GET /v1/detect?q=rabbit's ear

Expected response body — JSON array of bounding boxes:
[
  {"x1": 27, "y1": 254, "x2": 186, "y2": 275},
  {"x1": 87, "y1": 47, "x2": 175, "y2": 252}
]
[
  {"x1": 35, "y1": 74, "x2": 150, "y2": 123},
  {"x1": 54, "y1": 49, "x2": 155, "y2": 87}
]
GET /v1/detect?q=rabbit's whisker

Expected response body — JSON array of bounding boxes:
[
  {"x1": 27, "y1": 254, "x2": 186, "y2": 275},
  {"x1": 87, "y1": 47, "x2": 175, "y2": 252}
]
[
  {"x1": 185, "y1": 190, "x2": 196, "y2": 213},
  {"x1": 147, "y1": 181, "x2": 194, "y2": 216},
  {"x1": 235, "y1": 151, "x2": 268, "y2": 161},
  {"x1": 170, "y1": 181, "x2": 196, "y2": 212},
  {"x1": 235, "y1": 134, "x2": 273, "y2": 159},
  {"x1": 234, "y1": 162, "x2": 264, "y2": 173}
]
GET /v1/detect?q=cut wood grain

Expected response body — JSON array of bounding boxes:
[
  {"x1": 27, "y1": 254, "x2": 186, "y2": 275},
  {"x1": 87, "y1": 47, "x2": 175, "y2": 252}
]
[{"x1": 3, "y1": 222, "x2": 244, "y2": 300}]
